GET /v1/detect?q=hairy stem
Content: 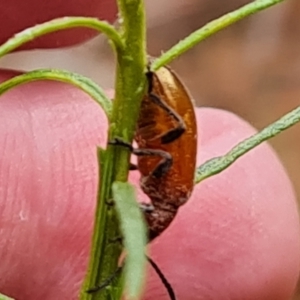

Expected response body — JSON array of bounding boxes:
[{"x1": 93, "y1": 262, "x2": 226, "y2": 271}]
[
  {"x1": 195, "y1": 106, "x2": 300, "y2": 183},
  {"x1": 80, "y1": 0, "x2": 147, "y2": 299}
]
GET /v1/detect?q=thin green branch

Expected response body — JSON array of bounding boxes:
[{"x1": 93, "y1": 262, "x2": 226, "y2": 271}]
[
  {"x1": 152, "y1": 0, "x2": 285, "y2": 71},
  {"x1": 80, "y1": 0, "x2": 147, "y2": 299},
  {"x1": 112, "y1": 0, "x2": 147, "y2": 179},
  {"x1": 80, "y1": 148, "x2": 122, "y2": 300},
  {"x1": 195, "y1": 106, "x2": 300, "y2": 183},
  {"x1": 0, "y1": 17, "x2": 123, "y2": 58},
  {"x1": 0, "y1": 294, "x2": 14, "y2": 300},
  {"x1": 0, "y1": 69, "x2": 112, "y2": 120}
]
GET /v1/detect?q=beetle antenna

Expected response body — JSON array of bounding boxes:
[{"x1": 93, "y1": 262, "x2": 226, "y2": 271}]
[
  {"x1": 86, "y1": 256, "x2": 176, "y2": 300},
  {"x1": 146, "y1": 255, "x2": 176, "y2": 300}
]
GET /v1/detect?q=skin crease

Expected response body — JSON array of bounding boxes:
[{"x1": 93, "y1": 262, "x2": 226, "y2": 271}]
[
  {"x1": 0, "y1": 0, "x2": 117, "y2": 50},
  {"x1": 0, "y1": 70, "x2": 299, "y2": 300}
]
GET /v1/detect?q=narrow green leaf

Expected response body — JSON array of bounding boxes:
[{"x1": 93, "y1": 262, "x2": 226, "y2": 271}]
[
  {"x1": 195, "y1": 106, "x2": 300, "y2": 183},
  {"x1": 0, "y1": 293, "x2": 14, "y2": 300},
  {"x1": 0, "y1": 17, "x2": 123, "y2": 58},
  {"x1": 0, "y1": 69, "x2": 112, "y2": 121},
  {"x1": 152, "y1": 0, "x2": 285, "y2": 70},
  {"x1": 112, "y1": 181, "x2": 147, "y2": 299}
]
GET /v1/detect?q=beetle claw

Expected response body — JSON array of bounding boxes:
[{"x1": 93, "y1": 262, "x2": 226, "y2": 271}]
[
  {"x1": 108, "y1": 137, "x2": 133, "y2": 151},
  {"x1": 140, "y1": 202, "x2": 154, "y2": 213}
]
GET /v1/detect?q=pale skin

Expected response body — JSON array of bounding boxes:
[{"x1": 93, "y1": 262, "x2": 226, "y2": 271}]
[{"x1": 0, "y1": 1, "x2": 299, "y2": 300}]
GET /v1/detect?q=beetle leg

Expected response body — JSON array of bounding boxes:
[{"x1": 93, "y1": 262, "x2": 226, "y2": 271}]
[
  {"x1": 108, "y1": 138, "x2": 137, "y2": 170},
  {"x1": 133, "y1": 148, "x2": 172, "y2": 178},
  {"x1": 140, "y1": 202, "x2": 154, "y2": 212},
  {"x1": 86, "y1": 266, "x2": 122, "y2": 294},
  {"x1": 87, "y1": 257, "x2": 176, "y2": 300},
  {"x1": 148, "y1": 93, "x2": 186, "y2": 144},
  {"x1": 109, "y1": 138, "x2": 173, "y2": 178},
  {"x1": 129, "y1": 163, "x2": 138, "y2": 170},
  {"x1": 108, "y1": 138, "x2": 133, "y2": 150}
]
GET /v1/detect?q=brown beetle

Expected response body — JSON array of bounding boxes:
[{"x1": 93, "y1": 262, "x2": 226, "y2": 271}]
[
  {"x1": 101, "y1": 65, "x2": 196, "y2": 299},
  {"x1": 134, "y1": 65, "x2": 197, "y2": 240}
]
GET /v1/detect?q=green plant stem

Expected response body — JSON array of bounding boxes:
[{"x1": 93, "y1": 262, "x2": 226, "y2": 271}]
[
  {"x1": 0, "y1": 69, "x2": 112, "y2": 120},
  {"x1": 0, "y1": 293, "x2": 14, "y2": 300},
  {"x1": 195, "y1": 106, "x2": 300, "y2": 183},
  {"x1": 0, "y1": 17, "x2": 123, "y2": 58},
  {"x1": 151, "y1": 0, "x2": 285, "y2": 71},
  {"x1": 80, "y1": 0, "x2": 147, "y2": 299}
]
